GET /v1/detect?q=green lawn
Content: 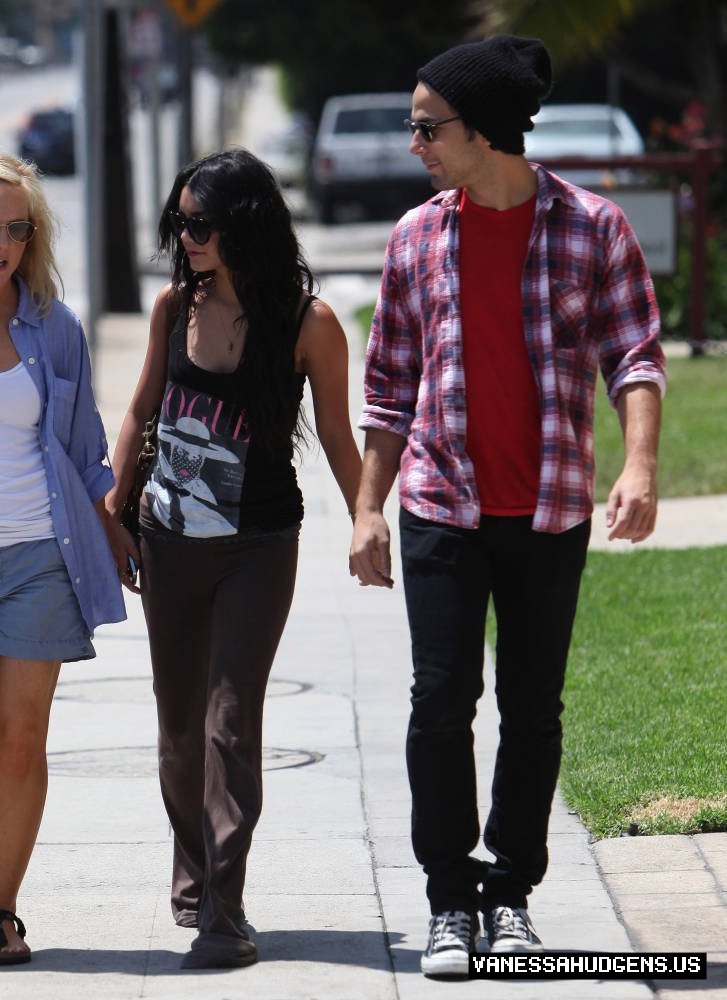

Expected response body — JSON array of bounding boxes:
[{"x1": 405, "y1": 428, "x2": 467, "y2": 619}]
[
  {"x1": 568, "y1": 356, "x2": 727, "y2": 837},
  {"x1": 561, "y1": 547, "x2": 727, "y2": 838},
  {"x1": 594, "y1": 356, "x2": 727, "y2": 501}
]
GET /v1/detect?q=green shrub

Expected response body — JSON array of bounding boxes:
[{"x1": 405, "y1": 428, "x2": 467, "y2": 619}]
[{"x1": 653, "y1": 232, "x2": 727, "y2": 341}]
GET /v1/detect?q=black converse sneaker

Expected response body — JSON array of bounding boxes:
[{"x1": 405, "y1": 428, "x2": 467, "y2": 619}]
[
  {"x1": 484, "y1": 905, "x2": 544, "y2": 953},
  {"x1": 421, "y1": 910, "x2": 480, "y2": 977}
]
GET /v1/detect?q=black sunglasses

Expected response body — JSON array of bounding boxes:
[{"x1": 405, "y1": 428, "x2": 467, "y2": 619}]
[
  {"x1": 167, "y1": 209, "x2": 217, "y2": 246},
  {"x1": 0, "y1": 220, "x2": 36, "y2": 244},
  {"x1": 404, "y1": 116, "x2": 462, "y2": 142}
]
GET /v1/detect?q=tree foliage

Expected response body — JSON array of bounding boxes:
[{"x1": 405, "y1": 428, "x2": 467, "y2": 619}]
[
  {"x1": 205, "y1": 0, "x2": 478, "y2": 121},
  {"x1": 474, "y1": 0, "x2": 726, "y2": 142},
  {"x1": 472, "y1": 0, "x2": 664, "y2": 64}
]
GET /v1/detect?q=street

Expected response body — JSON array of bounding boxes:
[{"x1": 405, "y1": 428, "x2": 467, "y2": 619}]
[
  {"x1": 0, "y1": 60, "x2": 232, "y2": 318},
  {"x1": 0, "y1": 62, "x2": 391, "y2": 328}
]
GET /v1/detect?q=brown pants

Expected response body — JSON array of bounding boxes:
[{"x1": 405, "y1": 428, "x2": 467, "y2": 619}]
[{"x1": 140, "y1": 525, "x2": 299, "y2": 938}]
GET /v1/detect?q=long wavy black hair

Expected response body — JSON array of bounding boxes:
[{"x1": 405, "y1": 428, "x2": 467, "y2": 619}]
[{"x1": 158, "y1": 147, "x2": 316, "y2": 456}]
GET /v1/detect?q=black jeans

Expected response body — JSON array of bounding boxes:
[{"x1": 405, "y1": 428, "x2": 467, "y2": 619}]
[{"x1": 400, "y1": 508, "x2": 590, "y2": 915}]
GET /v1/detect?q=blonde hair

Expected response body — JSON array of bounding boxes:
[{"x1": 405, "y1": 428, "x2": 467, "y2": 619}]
[{"x1": 0, "y1": 153, "x2": 62, "y2": 315}]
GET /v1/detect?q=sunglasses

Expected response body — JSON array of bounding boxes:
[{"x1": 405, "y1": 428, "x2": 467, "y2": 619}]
[
  {"x1": 0, "y1": 220, "x2": 36, "y2": 244},
  {"x1": 404, "y1": 116, "x2": 462, "y2": 142},
  {"x1": 167, "y1": 210, "x2": 217, "y2": 246}
]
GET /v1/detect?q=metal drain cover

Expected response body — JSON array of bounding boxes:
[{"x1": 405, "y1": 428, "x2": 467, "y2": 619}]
[
  {"x1": 54, "y1": 676, "x2": 309, "y2": 704},
  {"x1": 47, "y1": 745, "x2": 323, "y2": 777}
]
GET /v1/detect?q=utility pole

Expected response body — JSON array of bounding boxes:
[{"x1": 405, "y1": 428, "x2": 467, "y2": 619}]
[
  {"x1": 163, "y1": 0, "x2": 225, "y2": 166},
  {"x1": 176, "y1": 20, "x2": 194, "y2": 167},
  {"x1": 81, "y1": 0, "x2": 140, "y2": 350},
  {"x1": 81, "y1": 0, "x2": 104, "y2": 351},
  {"x1": 102, "y1": 5, "x2": 140, "y2": 312},
  {"x1": 130, "y1": 4, "x2": 164, "y2": 237}
]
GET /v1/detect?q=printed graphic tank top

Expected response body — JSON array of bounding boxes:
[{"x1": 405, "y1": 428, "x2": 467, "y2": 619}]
[{"x1": 142, "y1": 301, "x2": 308, "y2": 538}]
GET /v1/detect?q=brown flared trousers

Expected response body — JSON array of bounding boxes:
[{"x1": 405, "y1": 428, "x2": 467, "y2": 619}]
[{"x1": 140, "y1": 525, "x2": 298, "y2": 938}]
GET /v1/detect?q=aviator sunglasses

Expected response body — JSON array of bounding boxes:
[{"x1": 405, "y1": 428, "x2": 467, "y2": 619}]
[
  {"x1": 0, "y1": 220, "x2": 36, "y2": 244},
  {"x1": 167, "y1": 209, "x2": 217, "y2": 246},
  {"x1": 403, "y1": 115, "x2": 461, "y2": 142}
]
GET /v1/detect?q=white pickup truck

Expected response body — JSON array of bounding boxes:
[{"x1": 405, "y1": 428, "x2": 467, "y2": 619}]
[{"x1": 310, "y1": 92, "x2": 432, "y2": 224}]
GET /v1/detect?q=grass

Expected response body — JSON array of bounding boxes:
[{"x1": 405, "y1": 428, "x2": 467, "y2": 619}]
[
  {"x1": 594, "y1": 355, "x2": 727, "y2": 500},
  {"x1": 355, "y1": 303, "x2": 375, "y2": 346},
  {"x1": 560, "y1": 547, "x2": 727, "y2": 838}
]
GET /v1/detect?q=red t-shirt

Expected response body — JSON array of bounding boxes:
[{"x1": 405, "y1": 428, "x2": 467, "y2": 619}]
[{"x1": 459, "y1": 189, "x2": 541, "y2": 515}]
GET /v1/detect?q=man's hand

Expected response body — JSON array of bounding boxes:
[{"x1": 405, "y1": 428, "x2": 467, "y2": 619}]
[
  {"x1": 605, "y1": 463, "x2": 657, "y2": 542},
  {"x1": 348, "y1": 428, "x2": 405, "y2": 588},
  {"x1": 349, "y1": 510, "x2": 394, "y2": 587},
  {"x1": 607, "y1": 382, "x2": 661, "y2": 543}
]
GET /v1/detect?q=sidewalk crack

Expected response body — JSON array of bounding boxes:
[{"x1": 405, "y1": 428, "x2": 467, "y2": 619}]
[
  {"x1": 343, "y1": 612, "x2": 401, "y2": 1000},
  {"x1": 139, "y1": 893, "x2": 160, "y2": 998}
]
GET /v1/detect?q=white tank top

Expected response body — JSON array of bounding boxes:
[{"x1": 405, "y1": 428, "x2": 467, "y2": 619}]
[{"x1": 0, "y1": 361, "x2": 55, "y2": 546}]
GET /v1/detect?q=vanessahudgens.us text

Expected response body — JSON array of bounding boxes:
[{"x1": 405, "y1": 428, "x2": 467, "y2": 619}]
[{"x1": 469, "y1": 952, "x2": 707, "y2": 980}]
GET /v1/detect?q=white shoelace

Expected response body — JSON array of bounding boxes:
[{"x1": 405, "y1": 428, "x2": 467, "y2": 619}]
[
  {"x1": 429, "y1": 911, "x2": 471, "y2": 950},
  {"x1": 494, "y1": 906, "x2": 531, "y2": 938}
]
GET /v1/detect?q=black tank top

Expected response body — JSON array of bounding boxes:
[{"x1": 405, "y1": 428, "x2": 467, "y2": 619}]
[{"x1": 140, "y1": 298, "x2": 311, "y2": 536}]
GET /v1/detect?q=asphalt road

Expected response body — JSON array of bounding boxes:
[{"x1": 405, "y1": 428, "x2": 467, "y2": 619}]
[{"x1": 0, "y1": 61, "x2": 395, "y2": 328}]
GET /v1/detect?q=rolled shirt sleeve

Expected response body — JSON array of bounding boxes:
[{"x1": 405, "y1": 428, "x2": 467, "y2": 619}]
[{"x1": 360, "y1": 242, "x2": 420, "y2": 440}]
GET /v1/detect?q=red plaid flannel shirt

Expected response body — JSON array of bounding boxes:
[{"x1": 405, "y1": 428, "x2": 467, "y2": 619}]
[{"x1": 359, "y1": 166, "x2": 666, "y2": 533}]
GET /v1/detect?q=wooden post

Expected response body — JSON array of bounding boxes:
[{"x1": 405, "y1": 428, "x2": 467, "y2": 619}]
[{"x1": 688, "y1": 142, "x2": 712, "y2": 356}]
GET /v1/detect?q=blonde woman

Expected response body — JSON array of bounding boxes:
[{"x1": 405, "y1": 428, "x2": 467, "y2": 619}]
[{"x1": 0, "y1": 154, "x2": 125, "y2": 964}]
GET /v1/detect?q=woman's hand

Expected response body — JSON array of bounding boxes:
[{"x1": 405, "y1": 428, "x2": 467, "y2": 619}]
[{"x1": 102, "y1": 509, "x2": 142, "y2": 595}]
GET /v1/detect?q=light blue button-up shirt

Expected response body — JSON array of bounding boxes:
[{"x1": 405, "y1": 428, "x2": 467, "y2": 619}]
[{"x1": 7, "y1": 277, "x2": 126, "y2": 631}]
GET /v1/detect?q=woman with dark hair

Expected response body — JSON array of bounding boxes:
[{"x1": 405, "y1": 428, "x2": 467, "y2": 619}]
[
  {"x1": 105, "y1": 148, "x2": 361, "y2": 969},
  {"x1": 0, "y1": 154, "x2": 125, "y2": 964}
]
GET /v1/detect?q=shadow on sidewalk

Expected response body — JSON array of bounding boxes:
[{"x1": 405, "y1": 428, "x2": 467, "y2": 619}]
[
  {"x1": 20, "y1": 930, "x2": 410, "y2": 974},
  {"x1": 11, "y1": 949, "x2": 180, "y2": 974},
  {"x1": 648, "y1": 960, "x2": 726, "y2": 992}
]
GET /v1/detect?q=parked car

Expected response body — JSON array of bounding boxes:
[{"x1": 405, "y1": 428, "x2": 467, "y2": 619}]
[
  {"x1": 524, "y1": 103, "x2": 645, "y2": 188},
  {"x1": 18, "y1": 107, "x2": 76, "y2": 175},
  {"x1": 0, "y1": 35, "x2": 47, "y2": 67},
  {"x1": 310, "y1": 92, "x2": 432, "y2": 223}
]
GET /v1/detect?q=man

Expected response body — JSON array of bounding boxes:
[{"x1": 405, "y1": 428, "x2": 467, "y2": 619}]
[{"x1": 350, "y1": 34, "x2": 665, "y2": 978}]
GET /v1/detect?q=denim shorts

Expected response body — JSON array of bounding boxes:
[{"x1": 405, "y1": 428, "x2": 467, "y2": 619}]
[{"x1": 0, "y1": 538, "x2": 95, "y2": 662}]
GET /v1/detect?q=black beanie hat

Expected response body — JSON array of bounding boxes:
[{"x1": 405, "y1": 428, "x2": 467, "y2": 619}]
[{"x1": 417, "y1": 34, "x2": 552, "y2": 154}]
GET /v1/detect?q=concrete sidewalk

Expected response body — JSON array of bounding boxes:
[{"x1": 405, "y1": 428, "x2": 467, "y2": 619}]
[{"x1": 3, "y1": 277, "x2": 726, "y2": 999}]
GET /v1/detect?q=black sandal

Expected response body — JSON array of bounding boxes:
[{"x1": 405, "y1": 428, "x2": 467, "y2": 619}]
[{"x1": 0, "y1": 910, "x2": 30, "y2": 965}]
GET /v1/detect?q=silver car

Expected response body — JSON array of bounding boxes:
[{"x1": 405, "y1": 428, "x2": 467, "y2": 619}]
[
  {"x1": 311, "y1": 92, "x2": 432, "y2": 224},
  {"x1": 525, "y1": 103, "x2": 645, "y2": 188}
]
